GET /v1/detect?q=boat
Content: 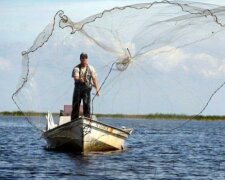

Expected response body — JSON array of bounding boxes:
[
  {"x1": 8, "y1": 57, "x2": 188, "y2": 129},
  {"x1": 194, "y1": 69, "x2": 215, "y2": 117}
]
[{"x1": 42, "y1": 106, "x2": 133, "y2": 152}]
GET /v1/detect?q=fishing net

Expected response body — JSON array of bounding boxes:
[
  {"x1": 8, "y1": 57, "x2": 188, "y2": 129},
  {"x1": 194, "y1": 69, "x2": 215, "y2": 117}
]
[{"x1": 12, "y1": 0, "x2": 225, "y2": 132}]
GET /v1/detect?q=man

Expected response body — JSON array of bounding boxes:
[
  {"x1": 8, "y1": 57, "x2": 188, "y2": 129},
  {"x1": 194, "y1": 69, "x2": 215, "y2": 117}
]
[{"x1": 71, "y1": 53, "x2": 100, "y2": 120}]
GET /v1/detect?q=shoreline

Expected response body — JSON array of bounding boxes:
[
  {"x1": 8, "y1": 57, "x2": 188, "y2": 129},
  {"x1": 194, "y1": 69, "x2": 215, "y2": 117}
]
[
  {"x1": 96, "y1": 114, "x2": 225, "y2": 121},
  {"x1": 1, "y1": 111, "x2": 225, "y2": 121}
]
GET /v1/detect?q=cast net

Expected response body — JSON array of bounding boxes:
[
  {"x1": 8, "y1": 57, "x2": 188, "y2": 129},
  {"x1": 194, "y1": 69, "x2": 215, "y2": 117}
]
[{"x1": 12, "y1": 0, "x2": 225, "y2": 132}]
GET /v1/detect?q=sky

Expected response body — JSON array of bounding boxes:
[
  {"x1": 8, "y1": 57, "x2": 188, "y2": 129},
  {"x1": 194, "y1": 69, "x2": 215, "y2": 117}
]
[{"x1": 1, "y1": 0, "x2": 225, "y2": 115}]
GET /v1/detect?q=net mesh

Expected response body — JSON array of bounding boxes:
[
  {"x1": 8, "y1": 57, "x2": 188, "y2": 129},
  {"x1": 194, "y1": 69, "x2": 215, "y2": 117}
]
[{"x1": 12, "y1": 0, "x2": 225, "y2": 131}]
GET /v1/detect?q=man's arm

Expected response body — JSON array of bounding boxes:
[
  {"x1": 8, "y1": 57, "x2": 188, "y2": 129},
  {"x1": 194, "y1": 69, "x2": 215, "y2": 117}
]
[
  {"x1": 75, "y1": 76, "x2": 86, "y2": 83},
  {"x1": 92, "y1": 76, "x2": 100, "y2": 96},
  {"x1": 73, "y1": 67, "x2": 85, "y2": 83},
  {"x1": 74, "y1": 76, "x2": 78, "y2": 81}
]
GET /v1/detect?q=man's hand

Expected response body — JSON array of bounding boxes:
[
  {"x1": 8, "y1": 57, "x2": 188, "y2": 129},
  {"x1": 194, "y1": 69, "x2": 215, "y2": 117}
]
[
  {"x1": 80, "y1": 78, "x2": 85, "y2": 83},
  {"x1": 96, "y1": 89, "x2": 100, "y2": 96}
]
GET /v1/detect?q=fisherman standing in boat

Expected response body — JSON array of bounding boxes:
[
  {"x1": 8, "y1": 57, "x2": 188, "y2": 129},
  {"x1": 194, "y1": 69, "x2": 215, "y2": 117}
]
[{"x1": 71, "y1": 53, "x2": 100, "y2": 120}]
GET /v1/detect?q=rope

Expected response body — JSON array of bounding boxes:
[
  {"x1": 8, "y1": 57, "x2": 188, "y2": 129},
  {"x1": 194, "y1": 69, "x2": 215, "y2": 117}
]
[
  {"x1": 91, "y1": 61, "x2": 117, "y2": 116},
  {"x1": 11, "y1": 2, "x2": 225, "y2": 132},
  {"x1": 11, "y1": 10, "x2": 64, "y2": 132},
  {"x1": 168, "y1": 81, "x2": 225, "y2": 131}
]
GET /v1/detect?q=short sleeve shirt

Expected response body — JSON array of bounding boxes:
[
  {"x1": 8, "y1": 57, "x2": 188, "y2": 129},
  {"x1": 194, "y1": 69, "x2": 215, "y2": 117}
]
[{"x1": 72, "y1": 64, "x2": 96, "y2": 80}]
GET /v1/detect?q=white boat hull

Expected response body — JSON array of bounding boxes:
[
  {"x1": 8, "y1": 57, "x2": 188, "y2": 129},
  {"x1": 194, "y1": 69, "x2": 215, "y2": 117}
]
[{"x1": 42, "y1": 117, "x2": 132, "y2": 152}]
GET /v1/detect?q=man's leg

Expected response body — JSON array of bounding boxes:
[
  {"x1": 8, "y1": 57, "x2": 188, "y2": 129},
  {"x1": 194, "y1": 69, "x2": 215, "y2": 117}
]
[
  {"x1": 83, "y1": 88, "x2": 91, "y2": 118},
  {"x1": 71, "y1": 87, "x2": 81, "y2": 120}
]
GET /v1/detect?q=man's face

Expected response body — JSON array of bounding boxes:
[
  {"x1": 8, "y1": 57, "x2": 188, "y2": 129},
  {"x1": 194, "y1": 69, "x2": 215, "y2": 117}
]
[{"x1": 80, "y1": 58, "x2": 88, "y2": 66}]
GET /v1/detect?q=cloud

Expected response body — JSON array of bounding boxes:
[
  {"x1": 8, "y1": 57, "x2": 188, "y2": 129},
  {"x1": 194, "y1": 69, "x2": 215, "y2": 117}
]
[
  {"x1": 0, "y1": 56, "x2": 11, "y2": 72},
  {"x1": 190, "y1": 53, "x2": 225, "y2": 78},
  {"x1": 144, "y1": 46, "x2": 187, "y2": 72},
  {"x1": 143, "y1": 45, "x2": 225, "y2": 78}
]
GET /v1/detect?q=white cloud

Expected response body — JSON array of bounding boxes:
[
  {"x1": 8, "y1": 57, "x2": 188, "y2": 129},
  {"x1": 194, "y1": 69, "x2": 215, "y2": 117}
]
[
  {"x1": 143, "y1": 45, "x2": 225, "y2": 78},
  {"x1": 190, "y1": 53, "x2": 225, "y2": 78},
  {"x1": 144, "y1": 46, "x2": 187, "y2": 72},
  {"x1": 0, "y1": 57, "x2": 11, "y2": 72}
]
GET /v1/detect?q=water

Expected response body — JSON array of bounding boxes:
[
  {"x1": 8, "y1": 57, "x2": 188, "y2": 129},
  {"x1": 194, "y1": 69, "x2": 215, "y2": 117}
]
[{"x1": 1, "y1": 116, "x2": 225, "y2": 179}]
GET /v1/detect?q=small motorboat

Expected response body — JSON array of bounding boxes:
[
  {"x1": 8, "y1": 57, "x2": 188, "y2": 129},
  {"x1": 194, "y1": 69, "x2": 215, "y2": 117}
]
[{"x1": 42, "y1": 106, "x2": 133, "y2": 152}]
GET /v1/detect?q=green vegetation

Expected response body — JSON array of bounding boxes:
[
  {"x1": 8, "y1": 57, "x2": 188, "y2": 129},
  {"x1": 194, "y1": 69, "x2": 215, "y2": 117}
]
[
  {"x1": 0, "y1": 111, "x2": 57, "y2": 117},
  {"x1": 0, "y1": 111, "x2": 24, "y2": 116},
  {"x1": 96, "y1": 113, "x2": 225, "y2": 121},
  {"x1": 1, "y1": 111, "x2": 225, "y2": 121}
]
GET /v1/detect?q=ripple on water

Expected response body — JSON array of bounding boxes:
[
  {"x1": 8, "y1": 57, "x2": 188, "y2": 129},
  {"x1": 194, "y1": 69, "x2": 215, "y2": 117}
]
[{"x1": 0, "y1": 116, "x2": 225, "y2": 179}]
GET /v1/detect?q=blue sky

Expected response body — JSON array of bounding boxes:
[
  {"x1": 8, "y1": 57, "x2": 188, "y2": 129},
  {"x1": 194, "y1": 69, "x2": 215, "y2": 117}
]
[{"x1": 1, "y1": 0, "x2": 225, "y2": 115}]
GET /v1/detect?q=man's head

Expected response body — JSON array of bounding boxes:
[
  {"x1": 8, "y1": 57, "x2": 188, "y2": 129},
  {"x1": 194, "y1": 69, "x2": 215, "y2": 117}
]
[{"x1": 80, "y1": 53, "x2": 88, "y2": 66}]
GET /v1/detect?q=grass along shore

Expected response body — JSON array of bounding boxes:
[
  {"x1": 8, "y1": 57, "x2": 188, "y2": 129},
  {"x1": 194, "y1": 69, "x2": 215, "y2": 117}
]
[{"x1": 1, "y1": 111, "x2": 225, "y2": 120}]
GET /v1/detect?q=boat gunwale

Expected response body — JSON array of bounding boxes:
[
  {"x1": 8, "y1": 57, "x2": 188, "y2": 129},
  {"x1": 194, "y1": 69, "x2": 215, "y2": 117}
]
[{"x1": 42, "y1": 117, "x2": 131, "y2": 137}]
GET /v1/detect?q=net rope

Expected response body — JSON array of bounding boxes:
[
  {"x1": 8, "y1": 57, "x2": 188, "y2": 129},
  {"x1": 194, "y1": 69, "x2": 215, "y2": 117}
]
[{"x1": 12, "y1": 0, "x2": 225, "y2": 132}]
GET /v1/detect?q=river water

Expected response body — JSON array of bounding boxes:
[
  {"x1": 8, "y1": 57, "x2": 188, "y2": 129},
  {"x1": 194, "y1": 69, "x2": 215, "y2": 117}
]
[{"x1": 0, "y1": 116, "x2": 225, "y2": 179}]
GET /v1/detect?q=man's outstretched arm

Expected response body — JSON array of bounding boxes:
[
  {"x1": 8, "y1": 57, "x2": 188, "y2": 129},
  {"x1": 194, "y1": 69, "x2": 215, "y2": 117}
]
[{"x1": 92, "y1": 77, "x2": 100, "y2": 96}]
